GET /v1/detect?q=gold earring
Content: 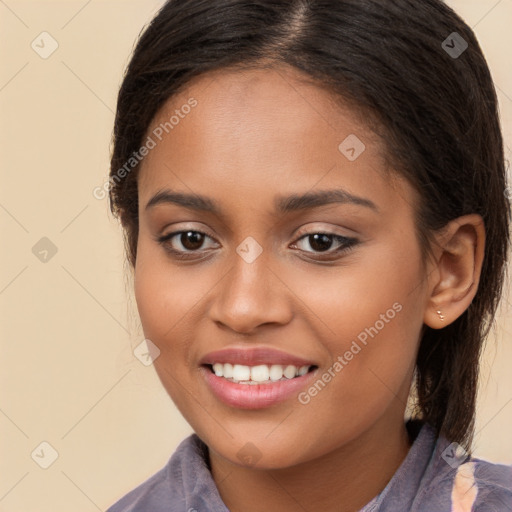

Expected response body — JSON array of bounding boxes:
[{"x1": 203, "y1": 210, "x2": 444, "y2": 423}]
[{"x1": 436, "y1": 309, "x2": 445, "y2": 321}]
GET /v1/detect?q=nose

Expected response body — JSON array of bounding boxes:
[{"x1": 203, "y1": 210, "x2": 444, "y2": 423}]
[{"x1": 208, "y1": 253, "x2": 294, "y2": 335}]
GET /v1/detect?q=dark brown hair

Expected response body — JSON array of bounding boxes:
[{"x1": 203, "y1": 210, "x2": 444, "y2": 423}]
[{"x1": 109, "y1": 0, "x2": 511, "y2": 451}]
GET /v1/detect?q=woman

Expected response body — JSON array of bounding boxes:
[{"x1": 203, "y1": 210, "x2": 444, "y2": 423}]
[{"x1": 106, "y1": 0, "x2": 512, "y2": 510}]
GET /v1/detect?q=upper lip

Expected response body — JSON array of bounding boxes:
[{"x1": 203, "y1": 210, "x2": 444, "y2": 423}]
[{"x1": 199, "y1": 347, "x2": 317, "y2": 367}]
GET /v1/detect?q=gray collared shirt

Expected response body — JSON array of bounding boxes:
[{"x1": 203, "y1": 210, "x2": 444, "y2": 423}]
[{"x1": 107, "y1": 422, "x2": 512, "y2": 511}]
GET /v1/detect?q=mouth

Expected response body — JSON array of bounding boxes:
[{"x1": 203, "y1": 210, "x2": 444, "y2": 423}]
[
  {"x1": 199, "y1": 361, "x2": 319, "y2": 409},
  {"x1": 199, "y1": 347, "x2": 319, "y2": 408},
  {"x1": 204, "y1": 363, "x2": 318, "y2": 384}
]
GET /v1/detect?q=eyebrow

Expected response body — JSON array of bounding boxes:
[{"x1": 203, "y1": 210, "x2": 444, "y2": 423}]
[{"x1": 145, "y1": 188, "x2": 379, "y2": 215}]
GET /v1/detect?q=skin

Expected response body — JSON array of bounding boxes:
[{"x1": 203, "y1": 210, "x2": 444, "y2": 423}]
[{"x1": 133, "y1": 64, "x2": 485, "y2": 512}]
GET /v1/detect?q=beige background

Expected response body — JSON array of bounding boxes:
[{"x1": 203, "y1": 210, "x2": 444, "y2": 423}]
[{"x1": 0, "y1": 1, "x2": 511, "y2": 511}]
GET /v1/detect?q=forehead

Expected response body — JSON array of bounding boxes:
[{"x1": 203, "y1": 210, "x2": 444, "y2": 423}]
[
  {"x1": 137, "y1": 65, "x2": 409, "y2": 214},
  {"x1": 143, "y1": 64, "x2": 377, "y2": 152}
]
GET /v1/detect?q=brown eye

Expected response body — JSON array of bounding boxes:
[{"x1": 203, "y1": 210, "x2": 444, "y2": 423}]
[
  {"x1": 305, "y1": 233, "x2": 335, "y2": 252},
  {"x1": 157, "y1": 230, "x2": 218, "y2": 256},
  {"x1": 294, "y1": 232, "x2": 357, "y2": 255},
  {"x1": 178, "y1": 231, "x2": 206, "y2": 251}
]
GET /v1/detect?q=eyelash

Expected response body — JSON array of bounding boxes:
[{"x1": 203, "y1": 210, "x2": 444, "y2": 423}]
[{"x1": 156, "y1": 229, "x2": 359, "y2": 262}]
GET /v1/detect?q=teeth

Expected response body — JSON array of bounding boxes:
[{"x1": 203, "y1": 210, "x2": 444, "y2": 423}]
[
  {"x1": 251, "y1": 365, "x2": 270, "y2": 382},
  {"x1": 298, "y1": 365, "x2": 309, "y2": 376},
  {"x1": 210, "y1": 363, "x2": 311, "y2": 383},
  {"x1": 212, "y1": 363, "x2": 223, "y2": 377},
  {"x1": 223, "y1": 363, "x2": 233, "y2": 379},
  {"x1": 269, "y1": 364, "x2": 284, "y2": 381},
  {"x1": 283, "y1": 365, "x2": 296, "y2": 379},
  {"x1": 232, "y1": 364, "x2": 250, "y2": 381}
]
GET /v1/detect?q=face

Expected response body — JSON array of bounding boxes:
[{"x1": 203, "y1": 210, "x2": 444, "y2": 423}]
[{"x1": 134, "y1": 65, "x2": 428, "y2": 469}]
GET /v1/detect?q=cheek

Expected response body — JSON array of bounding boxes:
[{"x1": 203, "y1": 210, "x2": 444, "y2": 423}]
[
  {"x1": 133, "y1": 241, "x2": 199, "y2": 352},
  {"x1": 296, "y1": 242, "x2": 422, "y2": 348},
  {"x1": 133, "y1": 244, "x2": 203, "y2": 410},
  {"x1": 287, "y1": 302, "x2": 420, "y2": 463},
  {"x1": 293, "y1": 246, "x2": 423, "y2": 419}
]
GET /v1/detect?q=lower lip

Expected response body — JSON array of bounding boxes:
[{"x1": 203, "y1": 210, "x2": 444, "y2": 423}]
[{"x1": 200, "y1": 366, "x2": 318, "y2": 409}]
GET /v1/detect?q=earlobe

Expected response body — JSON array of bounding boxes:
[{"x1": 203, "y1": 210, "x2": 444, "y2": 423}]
[{"x1": 424, "y1": 214, "x2": 485, "y2": 329}]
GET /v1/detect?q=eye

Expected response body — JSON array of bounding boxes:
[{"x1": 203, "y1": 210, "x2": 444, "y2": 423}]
[
  {"x1": 156, "y1": 229, "x2": 359, "y2": 262},
  {"x1": 157, "y1": 230, "x2": 218, "y2": 257},
  {"x1": 291, "y1": 232, "x2": 358, "y2": 259}
]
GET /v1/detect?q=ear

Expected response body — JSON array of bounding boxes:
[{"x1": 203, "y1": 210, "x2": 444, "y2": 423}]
[{"x1": 424, "y1": 214, "x2": 485, "y2": 329}]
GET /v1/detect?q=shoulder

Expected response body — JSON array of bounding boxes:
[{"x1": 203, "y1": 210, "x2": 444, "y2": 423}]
[
  {"x1": 385, "y1": 422, "x2": 512, "y2": 512},
  {"x1": 106, "y1": 434, "x2": 209, "y2": 512},
  {"x1": 417, "y1": 440, "x2": 512, "y2": 512},
  {"x1": 105, "y1": 456, "x2": 179, "y2": 512},
  {"x1": 470, "y1": 457, "x2": 512, "y2": 511}
]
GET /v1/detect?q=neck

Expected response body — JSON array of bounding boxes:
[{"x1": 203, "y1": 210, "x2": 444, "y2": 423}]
[{"x1": 209, "y1": 417, "x2": 412, "y2": 512}]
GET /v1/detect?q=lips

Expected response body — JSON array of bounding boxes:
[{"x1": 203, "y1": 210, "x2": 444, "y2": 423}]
[{"x1": 199, "y1": 347, "x2": 319, "y2": 409}]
